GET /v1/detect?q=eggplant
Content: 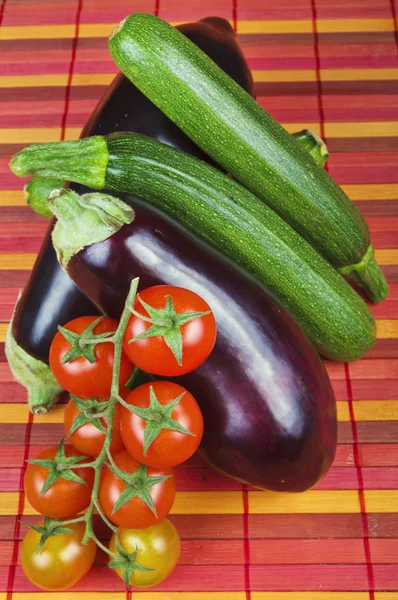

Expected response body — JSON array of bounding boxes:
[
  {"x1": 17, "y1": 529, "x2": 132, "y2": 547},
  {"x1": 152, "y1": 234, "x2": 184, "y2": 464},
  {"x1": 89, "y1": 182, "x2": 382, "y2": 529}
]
[
  {"x1": 8, "y1": 16, "x2": 255, "y2": 413},
  {"x1": 48, "y1": 188, "x2": 337, "y2": 492}
]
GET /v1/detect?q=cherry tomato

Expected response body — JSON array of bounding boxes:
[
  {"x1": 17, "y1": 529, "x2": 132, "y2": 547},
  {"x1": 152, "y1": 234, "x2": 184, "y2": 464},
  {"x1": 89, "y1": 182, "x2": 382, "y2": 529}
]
[
  {"x1": 21, "y1": 521, "x2": 96, "y2": 591},
  {"x1": 25, "y1": 444, "x2": 94, "y2": 519},
  {"x1": 123, "y1": 286, "x2": 216, "y2": 376},
  {"x1": 98, "y1": 450, "x2": 176, "y2": 529},
  {"x1": 64, "y1": 390, "x2": 128, "y2": 458},
  {"x1": 49, "y1": 316, "x2": 133, "y2": 398},
  {"x1": 109, "y1": 519, "x2": 180, "y2": 588},
  {"x1": 120, "y1": 381, "x2": 203, "y2": 468}
]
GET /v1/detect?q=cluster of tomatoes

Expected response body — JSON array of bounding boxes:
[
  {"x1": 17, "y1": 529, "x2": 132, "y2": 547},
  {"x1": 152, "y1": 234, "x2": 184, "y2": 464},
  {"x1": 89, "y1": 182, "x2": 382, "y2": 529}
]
[{"x1": 21, "y1": 285, "x2": 216, "y2": 591}]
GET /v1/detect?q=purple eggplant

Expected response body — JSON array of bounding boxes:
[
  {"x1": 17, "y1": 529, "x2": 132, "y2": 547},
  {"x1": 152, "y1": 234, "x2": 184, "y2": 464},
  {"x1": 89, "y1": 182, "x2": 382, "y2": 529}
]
[
  {"x1": 50, "y1": 189, "x2": 337, "y2": 492},
  {"x1": 7, "y1": 16, "x2": 254, "y2": 413}
]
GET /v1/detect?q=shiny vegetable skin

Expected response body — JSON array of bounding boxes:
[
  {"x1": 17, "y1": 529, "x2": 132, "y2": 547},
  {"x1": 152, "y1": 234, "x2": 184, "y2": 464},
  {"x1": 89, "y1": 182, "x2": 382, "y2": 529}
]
[
  {"x1": 67, "y1": 198, "x2": 337, "y2": 492},
  {"x1": 11, "y1": 15, "x2": 253, "y2": 364}
]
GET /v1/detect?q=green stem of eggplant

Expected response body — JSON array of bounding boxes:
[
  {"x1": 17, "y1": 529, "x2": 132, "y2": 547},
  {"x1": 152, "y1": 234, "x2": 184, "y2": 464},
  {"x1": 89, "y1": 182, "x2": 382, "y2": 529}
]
[{"x1": 5, "y1": 312, "x2": 63, "y2": 415}]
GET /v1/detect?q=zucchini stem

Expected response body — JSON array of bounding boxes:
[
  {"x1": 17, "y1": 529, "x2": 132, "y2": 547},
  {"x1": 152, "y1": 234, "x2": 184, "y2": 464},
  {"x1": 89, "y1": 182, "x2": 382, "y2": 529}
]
[
  {"x1": 339, "y1": 244, "x2": 389, "y2": 304},
  {"x1": 10, "y1": 136, "x2": 108, "y2": 189}
]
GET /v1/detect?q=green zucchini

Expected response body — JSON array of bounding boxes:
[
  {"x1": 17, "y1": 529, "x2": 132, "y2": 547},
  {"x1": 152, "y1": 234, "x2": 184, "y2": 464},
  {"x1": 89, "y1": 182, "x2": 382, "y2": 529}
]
[
  {"x1": 10, "y1": 133, "x2": 376, "y2": 362},
  {"x1": 108, "y1": 12, "x2": 387, "y2": 304}
]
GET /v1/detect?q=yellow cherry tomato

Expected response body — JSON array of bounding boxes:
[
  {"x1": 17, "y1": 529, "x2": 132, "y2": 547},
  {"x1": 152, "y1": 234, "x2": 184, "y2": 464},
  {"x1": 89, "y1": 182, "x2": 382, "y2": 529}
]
[
  {"x1": 109, "y1": 519, "x2": 180, "y2": 588},
  {"x1": 21, "y1": 521, "x2": 96, "y2": 591}
]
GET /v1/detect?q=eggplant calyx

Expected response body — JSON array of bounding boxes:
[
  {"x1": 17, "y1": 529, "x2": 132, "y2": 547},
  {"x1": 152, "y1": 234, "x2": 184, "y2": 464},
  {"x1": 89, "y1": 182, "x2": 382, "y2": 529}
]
[
  {"x1": 108, "y1": 535, "x2": 154, "y2": 589},
  {"x1": 339, "y1": 244, "x2": 389, "y2": 304},
  {"x1": 49, "y1": 188, "x2": 135, "y2": 270},
  {"x1": 24, "y1": 175, "x2": 66, "y2": 219},
  {"x1": 129, "y1": 294, "x2": 211, "y2": 365},
  {"x1": 125, "y1": 385, "x2": 195, "y2": 456},
  {"x1": 28, "y1": 439, "x2": 91, "y2": 496},
  {"x1": 108, "y1": 462, "x2": 171, "y2": 516},
  {"x1": 5, "y1": 313, "x2": 63, "y2": 415}
]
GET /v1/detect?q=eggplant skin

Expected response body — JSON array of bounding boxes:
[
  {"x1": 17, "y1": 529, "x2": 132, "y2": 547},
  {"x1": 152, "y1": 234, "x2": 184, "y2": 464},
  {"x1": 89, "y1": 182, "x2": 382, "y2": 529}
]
[
  {"x1": 11, "y1": 17, "x2": 254, "y2": 366},
  {"x1": 68, "y1": 198, "x2": 337, "y2": 492}
]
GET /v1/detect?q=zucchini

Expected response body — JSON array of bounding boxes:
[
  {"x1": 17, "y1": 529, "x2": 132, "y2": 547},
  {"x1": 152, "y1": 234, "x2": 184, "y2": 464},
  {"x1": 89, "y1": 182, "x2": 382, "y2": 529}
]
[
  {"x1": 108, "y1": 13, "x2": 387, "y2": 304},
  {"x1": 10, "y1": 133, "x2": 376, "y2": 362}
]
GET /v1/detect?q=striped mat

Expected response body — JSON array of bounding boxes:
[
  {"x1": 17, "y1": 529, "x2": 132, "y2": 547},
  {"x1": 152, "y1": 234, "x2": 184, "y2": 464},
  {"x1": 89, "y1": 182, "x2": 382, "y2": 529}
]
[{"x1": 1, "y1": 0, "x2": 398, "y2": 598}]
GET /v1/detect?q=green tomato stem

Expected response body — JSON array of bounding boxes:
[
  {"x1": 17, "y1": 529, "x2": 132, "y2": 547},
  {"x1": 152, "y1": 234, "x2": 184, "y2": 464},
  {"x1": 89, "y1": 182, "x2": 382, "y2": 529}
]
[{"x1": 25, "y1": 277, "x2": 140, "y2": 564}]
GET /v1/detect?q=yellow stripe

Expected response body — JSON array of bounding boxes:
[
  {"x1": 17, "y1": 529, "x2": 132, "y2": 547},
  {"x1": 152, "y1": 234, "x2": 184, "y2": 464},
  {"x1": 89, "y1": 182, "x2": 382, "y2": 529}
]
[
  {"x1": 0, "y1": 254, "x2": 37, "y2": 270},
  {"x1": 253, "y1": 594, "x2": 371, "y2": 600},
  {"x1": 0, "y1": 324, "x2": 8, "y2": 343},
  {"x1": 249, "y1": 490, "x2": 360, "y2": 514},
  {"x1": 0, "y1": 404, "x2": 64, "y2": 423},
  {"x1": 0, "y1": 127, "x2": 81, "y2": 144},
  {"x1": 375, "y1": 249, "x2": 398, "y2": 265},
  {"x1": 8, "y1": 595, "x2": 398, "y2": 600},
  {"x1": 342, "y1": 184, "x2": 398, "y2": 201},
  {"x1": 324, "y1": 121, "x2": 398, "y2": 138},
  {"x1": 3, "y1": 401, "x2": 397, "y2": 425},
  {"x1": 11, "y1": 594, "x2": 245, "y2": 600},
  {"x1": 377, "y1": 320, "x2": 398, "y2": 339},
  {"x1": 337, "y1": 400, "x2": 398, "y2": 422},
  {"x1": 0, "y1": 190, "x2": 25, "y2": 207},
  {"x1": 1, "y1": 184, "x2": 396, "y2": 208},
  {"x1": 322, "y1": 68, "x2": 398, "y2": 81},
  {"x1": 365, "y1": 490, "x2": 398, "y2": 513},
  {"x1": 0, "y1": 74, "x2": 69, "y2": 88},
  {"x1": 0, "y1": 489, "x2": 393, "y2": 516},
  {"x1": 72, "y1": 73, "x2": 115, "y2": 86},
  {"x1": 0, "y1": 74, "x2": 113, "y2": 88},
  {"x1": 0, "y1": 491, "x2": 243, "y2": 516}
]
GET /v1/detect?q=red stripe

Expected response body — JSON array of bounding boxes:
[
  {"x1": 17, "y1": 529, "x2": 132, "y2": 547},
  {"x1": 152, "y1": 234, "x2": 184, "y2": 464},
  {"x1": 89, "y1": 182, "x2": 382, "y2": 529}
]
[
  {"x1": 390, "y1": 0, "x2": 398, "y2": 57},
  {"x1": 310, "y1": 0, "x2": 326, "y2": 147},
  {"x1": 242, "y1": 484, "x2": 251, "y2": 600},
  {"x1": 344, "y1": 363, "x2": 375, "y2": 600},
  {"x1": 6, "y1": 412, "x2": 33, "y2": 600},
  {"x1": 232, "y1": 0, "x2": 237, "y2": 34},
  {"x1": 60, "y1": 0, "x2": 83, "y2": 141}
]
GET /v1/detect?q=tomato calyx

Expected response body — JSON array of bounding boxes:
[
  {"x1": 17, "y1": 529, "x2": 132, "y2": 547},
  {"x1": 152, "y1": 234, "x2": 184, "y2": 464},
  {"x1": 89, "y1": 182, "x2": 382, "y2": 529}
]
[
  {"x1": 69, "y1": 395, "x2": 109, "y2": 435},
  {"x1": 127, "y1": 385, "x2": 195, "y2": 455},
  {"x1": 24, "y1": 516, "x2": 77, "y2": 554},
  {"x1": 128, "y1": 294, "x2": 211, "y2": 365},
  {"x1": 58, "y1": 317, "x2": 115, "y2": 364},
  {"x1": 28, "y1": 439, "x2": 91, "y2": 495},
  {"x1": 108, "y1": 534, "x2": 154, "y2": 588},
  {"x1": 108, "y1": 461, "x2": 171, "y2": 517}
]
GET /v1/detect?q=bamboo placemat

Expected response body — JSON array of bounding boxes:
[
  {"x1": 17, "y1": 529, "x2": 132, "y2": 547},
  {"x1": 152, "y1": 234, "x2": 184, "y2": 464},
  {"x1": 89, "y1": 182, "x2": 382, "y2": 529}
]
[{"x1": 0, "y1": 0, "x2": 398, "y2": 598}]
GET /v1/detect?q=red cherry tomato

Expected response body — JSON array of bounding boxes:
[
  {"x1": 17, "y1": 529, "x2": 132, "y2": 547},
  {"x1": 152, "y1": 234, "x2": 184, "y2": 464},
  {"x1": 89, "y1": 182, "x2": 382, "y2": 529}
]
[
  {"x1": 98, "y1": 450, "x2": 176, "y2": 529},
  {"x1": 63, "y1": 390, "x2": 128, "y2": 458},
  {"x1": 120, "y1": 381, "x2": 203, "y2": 468},
  {"x1": 49, "y1": 316, "x2": 133, "y2": 398},
  {"x1": 24, "y1": 444, "x2": 94, "y2": 519},
  {"x1": 123, "y1": 286, "x2": 216, "y2": 376}
]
